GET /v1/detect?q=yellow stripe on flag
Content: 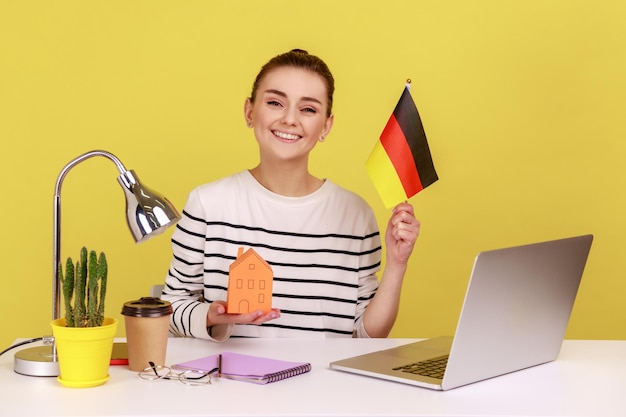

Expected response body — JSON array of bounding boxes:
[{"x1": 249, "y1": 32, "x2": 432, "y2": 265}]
[{"x1": 365, "y1": 141, "x2": 407, "y2": 209}]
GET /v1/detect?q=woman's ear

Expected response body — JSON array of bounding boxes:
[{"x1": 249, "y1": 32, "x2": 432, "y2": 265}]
[
  {"x1": 322, "y1": 113, "x2": 334, "y2": 138},
  {"x1": 243, "y1": 98, "x2": 254, "y2": 128}
]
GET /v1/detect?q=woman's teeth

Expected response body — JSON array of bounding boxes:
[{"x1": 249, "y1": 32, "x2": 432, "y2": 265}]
[{"x1": 273, "y1": 131, "x2": 300, "y2": 141}]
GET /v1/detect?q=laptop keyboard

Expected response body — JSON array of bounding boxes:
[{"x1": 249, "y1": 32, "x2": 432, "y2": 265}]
[{"x1": 393, "y1": 355, "x2": 449, "y2": 380}]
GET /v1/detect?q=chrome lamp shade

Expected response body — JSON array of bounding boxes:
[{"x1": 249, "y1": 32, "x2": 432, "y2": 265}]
[
  {"x1": 118, "y1": 169, "x2": 180, "y2": 243},
  {"x1": 13, "y1": 150, "x2": 180, "y2": 377}
]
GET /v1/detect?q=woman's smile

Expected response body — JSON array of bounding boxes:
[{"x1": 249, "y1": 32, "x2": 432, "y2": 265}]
[{"x1": 272, "y1": 130, "x2": 301, "y2": 142}]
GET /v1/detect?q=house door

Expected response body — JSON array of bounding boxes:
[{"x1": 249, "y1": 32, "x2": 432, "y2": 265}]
[{"x1": 238, "y1": 300, "x2": 250, "y2": 313}]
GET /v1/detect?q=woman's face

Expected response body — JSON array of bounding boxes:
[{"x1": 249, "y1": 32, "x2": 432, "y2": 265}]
[{"x1": 244, "y1": 66, "x2": 333, "y2": 165}]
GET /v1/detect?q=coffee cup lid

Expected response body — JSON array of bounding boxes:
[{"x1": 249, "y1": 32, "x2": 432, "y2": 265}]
[{"x1": 121, "y1": 297, "x2": 173, "y2": 317}]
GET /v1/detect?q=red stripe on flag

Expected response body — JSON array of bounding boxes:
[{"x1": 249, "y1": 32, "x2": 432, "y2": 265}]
[{"x1": 380, "y1": 114, "x2": 423, "y2": 196}]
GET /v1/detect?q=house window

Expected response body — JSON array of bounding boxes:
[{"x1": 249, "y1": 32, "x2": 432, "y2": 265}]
[
  {"x1": 259, "y1": 280, "x2": 265, "y2": 290},
  {"x1": 248, "y1": 279, "x2": 254, "y2": 289},
  {"x1": 258, "y1": 294, "x2": 265, "y2": 303},
  {"x1": 248, "y1": 263, "x2": 256, "y2": 270},
  {"x1": 236, "y1": 279, "x2": 243, "y2": 289}
]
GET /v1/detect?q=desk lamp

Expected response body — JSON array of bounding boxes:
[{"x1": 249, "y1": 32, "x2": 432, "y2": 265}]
[{"x1": 13, "y1": 150, "x2": 181, "y2": 377}]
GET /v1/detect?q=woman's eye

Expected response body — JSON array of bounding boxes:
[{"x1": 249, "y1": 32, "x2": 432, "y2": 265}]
[
  {"x1": 302, "y1": 107, "x2": 317, "y2": 114},
  {"x1": 267, "y1": 100, "x2": 281, "y2": 107}
]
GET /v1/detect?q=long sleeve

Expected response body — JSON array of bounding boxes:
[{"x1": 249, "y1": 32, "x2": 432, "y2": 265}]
[{"x1": 162, "y1": 188, "x2": 231, "y2": 340}]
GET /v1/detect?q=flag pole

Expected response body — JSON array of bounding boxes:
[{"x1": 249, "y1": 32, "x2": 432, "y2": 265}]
[{"x1": 404, "y1": 79, "x2": 412, "y2": 206}]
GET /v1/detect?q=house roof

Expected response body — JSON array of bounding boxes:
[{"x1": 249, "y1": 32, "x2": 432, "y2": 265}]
[{"x1": 230, "y1": 247, "x2": 272, "y2": 273}]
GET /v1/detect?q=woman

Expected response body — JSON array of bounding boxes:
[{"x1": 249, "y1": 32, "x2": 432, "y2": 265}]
[{"x1": 162, "y1": 49, "x2": 420, "y2": 340}]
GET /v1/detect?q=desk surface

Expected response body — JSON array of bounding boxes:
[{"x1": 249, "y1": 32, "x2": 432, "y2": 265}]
[{"x1": 1, "y1": 338, "x2": 625, "y2": 417}]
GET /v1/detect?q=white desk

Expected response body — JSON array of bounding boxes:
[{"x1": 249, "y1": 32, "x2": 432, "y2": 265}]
[{"x1": 1, "y1": 338, "x2": 625, "y2": 417}]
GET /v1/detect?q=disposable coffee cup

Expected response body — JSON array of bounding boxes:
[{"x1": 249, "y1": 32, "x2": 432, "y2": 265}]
[{"x1": 121, "y1": 297, "x2": 173, "y2": 372}]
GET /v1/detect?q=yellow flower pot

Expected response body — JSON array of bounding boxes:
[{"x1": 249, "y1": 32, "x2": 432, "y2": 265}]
[{"x1": 51, "y1": 317, "x2": 118, "y2": 388}]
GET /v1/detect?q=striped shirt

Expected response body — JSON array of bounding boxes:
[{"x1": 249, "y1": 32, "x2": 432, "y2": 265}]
[{"x1": 162, "y1": 170, "x2": 381, "y2": 339}]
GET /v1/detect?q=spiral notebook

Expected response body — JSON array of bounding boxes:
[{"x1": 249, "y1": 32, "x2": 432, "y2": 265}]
[{"x1": 173, "y1": 351, "x2": 311, "y2": 384}]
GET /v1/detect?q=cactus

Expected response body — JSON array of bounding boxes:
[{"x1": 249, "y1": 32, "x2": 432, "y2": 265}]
[
  {"x1": 59, "y1": 258, "x2": 75, "y2": 327},
  {"x1": 87, "y1": 250, "x2": 98, "y2": 327},
  {"x1": 59, "y1": 247, "x2": 108, "y2": 327},
  {"x1": 96, "y1": 252, "x2": 107, "y2": 327}
]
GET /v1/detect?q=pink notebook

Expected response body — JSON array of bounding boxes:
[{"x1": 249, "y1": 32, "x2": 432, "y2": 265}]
[{"x1": 173, "y1": 351, "x2": 311, "y2": 384}]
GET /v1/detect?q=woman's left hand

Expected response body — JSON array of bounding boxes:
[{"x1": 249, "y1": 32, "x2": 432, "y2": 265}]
[{"x1": 385, "y1": 202, "x2": 420, "y2": 266}]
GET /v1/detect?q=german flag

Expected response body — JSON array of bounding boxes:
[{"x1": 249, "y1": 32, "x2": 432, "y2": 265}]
[{"x1": 366, "y1": 86, "x2": 438, "y2": 208}]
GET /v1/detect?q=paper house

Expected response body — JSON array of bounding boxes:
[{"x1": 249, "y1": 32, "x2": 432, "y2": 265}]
[{"x1": 226, "y1": 247, "x2": 273, "y2": 314}]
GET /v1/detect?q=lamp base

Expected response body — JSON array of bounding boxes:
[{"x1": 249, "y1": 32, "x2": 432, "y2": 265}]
[{"x1": 13, "y1": 346, "x2": 59, "y2": 377}]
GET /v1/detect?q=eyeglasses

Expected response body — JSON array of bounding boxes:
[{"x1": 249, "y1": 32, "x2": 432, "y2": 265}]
[{"x1": 138, "y1": 361, "x2": 218, "y2": 386}]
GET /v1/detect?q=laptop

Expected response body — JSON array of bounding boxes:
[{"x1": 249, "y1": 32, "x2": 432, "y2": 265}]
[{"x1": 330, "y1": 234, "x2": 593, "y2": 390}]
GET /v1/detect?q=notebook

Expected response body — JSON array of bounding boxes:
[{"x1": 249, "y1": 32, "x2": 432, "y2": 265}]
[
  {"x1": 174, "y1": 351, "x2": 311, "y2": 384},
  {"x1": 330, "y1": 234, "x2": 593, "y2": 390}
]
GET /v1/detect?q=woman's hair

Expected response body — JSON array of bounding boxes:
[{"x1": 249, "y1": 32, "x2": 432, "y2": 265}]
[{"x1": 249, "y1": 49, "x2": 335, "y2": 117}]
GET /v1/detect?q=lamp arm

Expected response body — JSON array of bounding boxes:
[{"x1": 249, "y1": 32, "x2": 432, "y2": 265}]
[{"x1": 52, "y1": 150, "x2": 129, "y2": 321}]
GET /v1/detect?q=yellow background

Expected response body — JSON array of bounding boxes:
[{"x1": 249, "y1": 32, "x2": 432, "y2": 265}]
[{"x1": 1, "y1": 1, "x2": 625, "y2": 350}]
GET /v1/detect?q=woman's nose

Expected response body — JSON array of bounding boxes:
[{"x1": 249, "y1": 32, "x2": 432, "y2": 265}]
[{"x1": 280, "y1": 107, "x2": 297, "y2": 125}]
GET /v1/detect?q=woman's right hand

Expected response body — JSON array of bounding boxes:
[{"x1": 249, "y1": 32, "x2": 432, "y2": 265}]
[{"x1": 206, "y1": 300, "x2": 281, "y2": 327}]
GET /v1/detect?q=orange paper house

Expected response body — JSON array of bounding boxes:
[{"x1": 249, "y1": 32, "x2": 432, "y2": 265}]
[{"x1": 226, "y1": 247, "x2": 274, "y2": 314}]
